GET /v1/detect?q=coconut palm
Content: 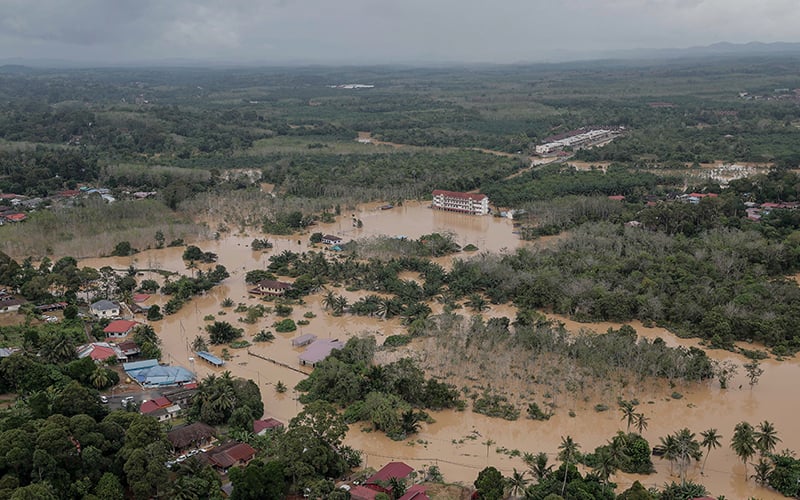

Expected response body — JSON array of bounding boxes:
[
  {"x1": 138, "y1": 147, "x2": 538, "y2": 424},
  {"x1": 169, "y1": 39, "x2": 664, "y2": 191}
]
[
  {"x1": 466, "y1": 293, "x2": 488, "y2": 313},
  {"x1": 321, "y1": 291, "x2": 337, "y2": 311},
  {"x1": 634, "y1": 413, "x2": 649, "y2": 434},
  {"x1": 659, "y1": 433, "x2": 679, "y2": 476},
  {"x1": 673, "y1": 428, "x2": 702, "y2": 484},
  {"x1": 558, "y1": 435, "x2": 580, "y2": 496},
  {"x1": 619, "y1": 400, "x2": 637, "y2": 433},
  {"x1": 592, "y1": 447, "x2": 617, "y2": 484},
  {"x1": 331, "y1": 295, "x2": 348, "y2": 316},
  {"x1": 506, "y1": 468, "x2": 529, "y2": 498},
  {"x1": 400, "y1": 409, "x2": 422, "y2": 436},
  {"x1": 523, "y1": 452, "x2": 553, "y2": 481},
  {"x1": 731, "y1": 421, "x2": 757, "y2": 480},
  {"x1": 751, "y1": 457, "x2": 772, "y2": 485},
  {"x1": 90, "y1": 367, "x2": 111, "y2": 389},
  {"x1": 755, "y1": 420, "x2": 781, "y2": 456},
  {"x1": 700, "y1": 428, "x2": 721, "y2": 474}
]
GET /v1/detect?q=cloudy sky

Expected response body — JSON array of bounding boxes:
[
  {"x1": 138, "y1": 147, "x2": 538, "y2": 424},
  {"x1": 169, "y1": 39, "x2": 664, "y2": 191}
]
[{"x1": 1, "y1": 0, "x2": 799, "y2": 64}]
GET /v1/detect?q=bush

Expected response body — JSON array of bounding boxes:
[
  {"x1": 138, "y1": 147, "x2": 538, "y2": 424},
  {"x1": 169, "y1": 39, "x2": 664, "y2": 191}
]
[
  {"x1": 274, "y1": 319, "x2": 297, "y2": 333},
  {"x1": 254, "y1": 330, "x2": 275, "y2": 342},
  {"x1": 383, "y1": 335, "x2": 412, "y2": 347}
]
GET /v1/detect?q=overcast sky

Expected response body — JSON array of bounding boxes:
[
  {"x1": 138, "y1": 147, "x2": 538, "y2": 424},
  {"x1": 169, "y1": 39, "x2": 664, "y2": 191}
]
[{"x1": 1, "y1": 0, "x2": 799, "y2": 64}]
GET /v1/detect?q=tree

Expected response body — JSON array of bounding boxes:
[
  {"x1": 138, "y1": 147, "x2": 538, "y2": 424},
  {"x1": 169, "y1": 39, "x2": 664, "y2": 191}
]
[
  {"x1": 619, "y1": 400, "x2": 636, "y2": 433},
  {"x1": 94, "y1": 472, "x2": 124, "y2": 500},
  {"x1": 146, "y1": 304, "x2": 163, "y2": 321},
  {"x1": 713, "y1": 360, "x2": 738, "y2": 389},
  {"x1": 672, "y1": 428, "x2": 701, "y2": 484},
  {"x1": 557, "y1": 435, "x2": 580, "y2": 496},
  {"x1": 755, "y1": 420, "x2": 781, "y2": 456},
  {"x1": 700, "y1": 428, "x2": 721, "y2": 474},
  {"x1": 507, "y1": 468, "x2": 529, "y2": 497},
  {"x1": 90, "y1": 366, "x2": 111, "y2": 389},
  {"x1": 523, "y1": 451, "x2": 553, "y2": 481},
  {"x1": 206, "y1": 321, "x2": 243, "y2": 344},
  {"x1": 111, "y1": 241, "x2": 133, "y2": 257},
  {"x1": 155, "y1": 230, "x2": 165, "y2": 249},
  {"x1": 466, "y1": 293, "x2": 489, "y2": 313},
  {"x1": 751, "y1": 457, "x2": 773, "y2": 485},
  {"x1": 634, "y1": 413, "x2": 649, "y2": 434},
  {"x1": 229, "y1": 460, "x2": 287, "y2": 500},
  {"x1": 191, "y1": 335, "x2": 208, "y2": 352},
  {"x1": 474, "y1": 466, "x2": 505, "y2": 500},
  {"x1": 731, "y1": 421, "x2": 757, "y2": 480},
  {"x1": 744, "y1": 359, "x2": 764, "y2": 388}
]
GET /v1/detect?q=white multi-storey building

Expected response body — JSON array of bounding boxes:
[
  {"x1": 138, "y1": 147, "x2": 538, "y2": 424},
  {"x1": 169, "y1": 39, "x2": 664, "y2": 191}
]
[{"x1": 432, "y1": 190, "x2": 490, "y2": 215}]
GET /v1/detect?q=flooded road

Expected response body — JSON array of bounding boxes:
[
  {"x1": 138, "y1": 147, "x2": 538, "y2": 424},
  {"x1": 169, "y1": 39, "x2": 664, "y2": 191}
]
[{"x1": 80, "y1": 203, "x2": 798, "y2": 499}]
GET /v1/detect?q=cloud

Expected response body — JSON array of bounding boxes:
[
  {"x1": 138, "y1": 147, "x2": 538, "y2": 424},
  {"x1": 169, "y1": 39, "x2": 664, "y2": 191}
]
[{"x1": 0, "y1": 0, "x2": 798, "y2": 63}]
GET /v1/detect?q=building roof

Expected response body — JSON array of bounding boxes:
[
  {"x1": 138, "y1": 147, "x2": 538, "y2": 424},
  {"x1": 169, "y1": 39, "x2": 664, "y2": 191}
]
[
  {"x1": 3, "y1": 213, "x2": 26, "y2": 222},
  {"x1": 77, "y1": 342, "x2": 125, "y2": 361},
  {"x1": 168, "y1": 422, "x2": 217, "y2": 449},
  {"x1": 132, "y1": 293, "x2": 151, "y2": 302},
  {"x1": 0, "y1": 297, "x2": 24, "y2": 307},
  {"x1": 104, "y1": 319, "x2": 138, "y2": 334},
  {"x1": 607, "y1": 195, "x2": 625, "y2": 201},
  {"x1": 253, "y1": 418, "x2": 284, "y2": 434},
  {"x1": 367, "y1": 461, "x2": 414, "y2": 484},
  {"x1": 0, "y1": 347, "x2": 19, "y2": 357},
  {"x1": 123, "y1": 358, "x2": 159, "y2": 371},
  {"x1": 432, "y1": 189, "x2": 488, "y2": 201},
  {"x1": 206, "y1": 442, "x2": 257, "y2": 469},
  {"x1": 350, "y1": 485, "x2": 379, "y2": 500},
  {"x1": 90, "y1": 299, "x2": 118, "y2": 311},
  {"x1": 299, "y1": 338, "x2": 344, "y2": 365},
  {"x1": 322, "y1": 234, "x2": 342, "y2": 241},
  {"x1": 196, "y1": 350, "x2": 224, "y2": 366},
  {"x1": 399, "y1": 485, "x2": 431, "y2": 500},
  {"x1": 256, "y1": 279, "x2": 292, "y2": 289},
  {"x1": 291, "y1": 333, "x2": 317, "y2": 347}
]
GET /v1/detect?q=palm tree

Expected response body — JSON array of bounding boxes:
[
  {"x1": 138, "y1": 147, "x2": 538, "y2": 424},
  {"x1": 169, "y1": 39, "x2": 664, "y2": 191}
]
[
  {"x1": 592, "y1": 447, "x2": 617, "y2": 484},
  {"x1": 331, "y1": 295, "x2": 348, "y2": 316},
  {"x1": 619, "y1": 400, "x2": 636, "y2": 433},
  {"x1": 659, "y1": 433, "x2": 679, "y2": 476},
  {"x1": 731, "y1": 421, "x2": 757, "y2": 480},
  {"x1": 634, "y1": 413, "x2": 649, "y2": 434},
  {"x1": 523, "y1": 452, "x2": 553, "y2": 481},
  {"x1": 466, "y1": 293, "x2": 488, "y2": 313},
  {"x1": 558, "y1": 435, "x2": 580, "y2": 496},
  {"x1": 90, "y1": 367, "x2": 110, "y2": 389},
  {"x1": 751, "y1": 457, "x2": 772, "y2": 485},
  {"x1": 673, "y1": 428, "x2": 702, "y2": 484},
  {"x1": 321, "y1": 291, "x2": 337, "y2": 311},
  {"x1": 506, "y1": 468, "x2": 529, "y2": 498},
  {"x1": 755, "y1": 420, "x2": 781, "y2": 456},
  {"x1": 698, "y1": 428, "x2": 721, "y2": 474},
  {"x1": 400, "y1": 409, "x2": 422, "y2": 436}
]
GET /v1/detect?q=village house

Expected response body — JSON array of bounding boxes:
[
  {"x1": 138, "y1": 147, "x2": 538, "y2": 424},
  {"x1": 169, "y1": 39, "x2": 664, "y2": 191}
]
[
  {"x1": 299, "y1": 338, "x2": 344, "y2": 367},
  {"x1": 350, "y1": 461, "x2": 416, "y2": 500},
  {"x1": 77, "y1": 342, "x2": 127, "y2": 362},
  {"x1": 249, "y1": 279, "x2": 292, "y2": 296},
  {"x1": 201, "y1": 442, "x2": 257, "y2": 471},
  {"x1": 168, "y1": 422, "x2": 218, "y2": 452},
  {"x1": 253, "y1": 418, "x2": 284, "y2": 436},
  {"x1": 321, "y1": 234, "x2": 342, "y2": 245},
  {"x1": 162, "y1": 383, "x2": 199, "y2": 407},
  {"x1": 431, "y1": 190, "x2": 490, "y2": 216},
  {"x1": 0, "y1": 294, "x2": 25, "y2": 314},
  {"x1": 103, "y1": 319, "x2": 138, "y2": 338},
  {"x1": 90, "y1": 299, "x2": 120, "y2": 319}
]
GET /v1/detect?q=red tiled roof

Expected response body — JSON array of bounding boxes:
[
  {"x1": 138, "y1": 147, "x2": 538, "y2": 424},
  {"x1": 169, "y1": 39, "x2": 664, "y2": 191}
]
[
  {"x1": 432, "y1": 189, "x2": 488, "y2": 201},
  {"x1": 104, "y1": 319, "x2": 137, "y2": 334},
  {"x1": 183, "y1": 382, "x2": 198, "y2": 389},
  {"x1": 253, "y1": 418, "x2": 284, "y2": 433},
  {"x1": 350, "y1": 486, "x2": 379, "y2": 500},
  {"x1": 140, "y1": 401, "x2": 161, "y2": 414},
  {"x1": 607, "y1": 195, "x2": 625, "y2": 201},
  {"x1": 0, "y1": 194, "x2": 22, "y2": 199},
  {"x1": 90, "y1": 345, "x2": 117, "y2": 361},
  {"x1": 57, "y1": 190, "x2": 80, "y2": 197},
  {"x1": 225, "y1": 443, "x2": 256, "y2": 462},
  {"x1": 133, "y1": 293, "x2": 150, "y2": 302},
  {"x1": 399, "y1": 485, "x2": 431, "y2": 500},
  {"x1": 367, "y1": 462, "x2": 414, "y2": 484}
]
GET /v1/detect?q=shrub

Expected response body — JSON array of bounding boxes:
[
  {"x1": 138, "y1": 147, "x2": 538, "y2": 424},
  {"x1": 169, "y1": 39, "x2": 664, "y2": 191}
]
[{"x1": 274, "y1": 319, "x2": 297, "y2": 333}]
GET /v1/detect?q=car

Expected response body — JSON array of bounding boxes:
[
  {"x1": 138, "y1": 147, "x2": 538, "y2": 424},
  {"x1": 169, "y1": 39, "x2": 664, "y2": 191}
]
[
  {"x1": 176, "y1": 455, "x2": 187, "y2": 463},
  {"x1": 187, "y1": 449, "x2": 199, "y2": 457},
  {"x1": 99, "y1": 395, "x2": 108, "y2": 404},
  {"x1": 121, "y1": 396, "x2": 135, "y2": 405},
  {"x1": 339, "y1": 485, "x2": 351, "y2": 492}
]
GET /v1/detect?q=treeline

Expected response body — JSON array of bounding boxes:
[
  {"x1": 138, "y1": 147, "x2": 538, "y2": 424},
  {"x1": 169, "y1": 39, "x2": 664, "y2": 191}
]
[
  {"x1": 484, "y1": 164, "x2": 678, "y2": 207},
  {"x1": 0, "y1": 149, "x2": 98, "y2": 196}
]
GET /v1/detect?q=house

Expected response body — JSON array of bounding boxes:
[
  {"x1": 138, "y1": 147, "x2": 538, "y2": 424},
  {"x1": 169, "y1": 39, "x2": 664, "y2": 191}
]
[
  {"x1": 399, "y1": 485, "x2": 431, "y2": 500},
  {"x1": 77, "y1": 342, "x2": 127, "y2": 362},
  {"x1": 249, "y1": 279, "x2": 292, "y2": 296},
  {"x1": 203, "y1": 442, "x2": 257, "y2": 471},
  {"x1": 431, "y1": 190, "x2": 490, "y2": 215},
  {"x1": 90, "y1": 300, "x2": 120, "y2": 318},
  {"x1": 299, "y1": 339, "x2": 344, "y2": 367},
  {"x1": 117, "y1": 340, "x2": 141, "y2": 358},
  {"x1": 253, "y1": 418, "x2": 284, "y2": 436},
  {"x1": 168, "y1": 422, "x2": 217, "y2": 452},
  {"x1": 2, "y1": 213, "x2": 26, "y2": 223},
  {"x1": 361, "y1": 462, "x2": 415, "y2": 497},
  {"x1": 291, "y1": 333, "x2": 317, "y2": 347},
  {"x1": 321, "y1": 234, "x2": 342, "y2": 245},
  {"x1": 163, "y1": 383, "x2": 198, "y2": 406},
  {"x1": 140, "y1": 396, "x2": 172, "y2": 415},
  {"x1": 104, "y1": 319, "x2": 138, "y2": 338}
]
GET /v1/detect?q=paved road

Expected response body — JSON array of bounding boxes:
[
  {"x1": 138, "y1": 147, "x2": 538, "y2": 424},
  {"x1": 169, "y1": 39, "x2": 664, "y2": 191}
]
[{"x1": 101, "y1": 389, "x2": 166, "y2": 410}]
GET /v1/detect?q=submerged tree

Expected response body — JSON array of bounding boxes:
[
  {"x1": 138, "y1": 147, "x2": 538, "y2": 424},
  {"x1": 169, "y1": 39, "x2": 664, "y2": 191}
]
[
  {"x1": 731, "y1": 421, "x2": 757, "y2": 480},
  {"x1": 700, "y1": 428, "x2": 721, "y2": 474}
]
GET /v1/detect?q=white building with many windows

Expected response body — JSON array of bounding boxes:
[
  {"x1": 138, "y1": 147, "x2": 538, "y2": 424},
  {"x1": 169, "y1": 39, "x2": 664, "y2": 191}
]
[{"x1": 431, "y1": 190, "x2": 490, "y2": 215}]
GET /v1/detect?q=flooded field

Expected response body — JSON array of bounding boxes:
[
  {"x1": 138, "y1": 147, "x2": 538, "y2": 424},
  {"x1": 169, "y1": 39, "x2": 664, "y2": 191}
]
[{"x1": 80, "y1": 202, "x2": 798, "y2": 499}]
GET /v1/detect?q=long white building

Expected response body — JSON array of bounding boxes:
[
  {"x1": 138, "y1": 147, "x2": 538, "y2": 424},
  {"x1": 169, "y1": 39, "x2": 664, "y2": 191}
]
[{"x1": 432, "y1": 190, "x2": 490, "y2": 215}]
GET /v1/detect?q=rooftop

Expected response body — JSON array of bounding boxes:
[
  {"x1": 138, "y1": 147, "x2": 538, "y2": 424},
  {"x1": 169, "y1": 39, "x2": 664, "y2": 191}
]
[
  {"x1": 299, "y1": 338, "x2": 344, "y2": 365},
  {"x1": 432, "y1": 189, "x2": 488, "y2": 201},
  {"x1": 103, "y1": 319, "x2": 138, "y2": 334}
]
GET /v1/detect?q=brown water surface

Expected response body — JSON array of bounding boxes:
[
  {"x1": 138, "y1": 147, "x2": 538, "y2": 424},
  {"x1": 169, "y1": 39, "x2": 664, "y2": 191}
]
[{"x1": 80, "y1": 205, "x2": 797, "y2": 499}]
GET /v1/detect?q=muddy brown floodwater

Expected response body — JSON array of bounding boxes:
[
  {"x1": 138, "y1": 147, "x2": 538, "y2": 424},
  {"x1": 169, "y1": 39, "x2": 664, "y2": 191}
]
[{"x1": 81, "y1": 203, "x2": 797, "y2": 499}]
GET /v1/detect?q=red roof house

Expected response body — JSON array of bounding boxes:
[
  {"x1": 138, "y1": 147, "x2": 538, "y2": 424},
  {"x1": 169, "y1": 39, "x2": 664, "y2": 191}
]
[
  {"x1": 104, "y1": 319, "x2": 138, "y2": 338},
  {"x1": 133, "y1": 293, "x2": 151, "y2": 303},
  {"x1": 205, "y1": 442, "x2": 257, "y2": 470},
  {"x1": 3, "y1": 213, "x2": 26, "y2": 223},
  {"x1": 399, "y1": 485, "x2": 431, "y2": 500},
  {"x1": 364, "y1": 462, "x2": 415, "y2": 495},
  {"x1": 140, "y1": 396, "x2": 172, "y2": 414},
  {"x1": 350, "y1": 486, "x2": 379, "y2": 500}
]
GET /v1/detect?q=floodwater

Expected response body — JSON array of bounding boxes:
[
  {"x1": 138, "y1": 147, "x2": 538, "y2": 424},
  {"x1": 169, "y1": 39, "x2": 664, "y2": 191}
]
[{"x1": 80, "y1": 203, "x2": 798, "y2": 499}]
